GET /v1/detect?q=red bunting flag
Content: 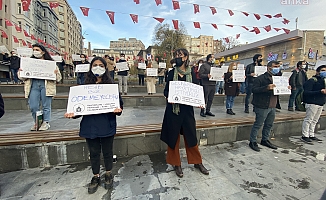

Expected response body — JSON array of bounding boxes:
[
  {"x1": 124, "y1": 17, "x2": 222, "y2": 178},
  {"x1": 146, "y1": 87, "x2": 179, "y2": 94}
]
[
  {"x1": 13, "y1": 35, "x2": 19, "y2": 43},
  {"x1": 228, "y1": 10, "x2": 234, "y2": 16},
  {"x1": 274, "y1": 27, "x2": 281, "y2": 32},
  {"x1": 224, "y1": 37, "x2": 230, "y2": 43},
  {"x1": 134, "y1": 0, "x2": 140, "y2": 4},
  {"x1": 241, "y1": 26, "x2": 249, "y2": 31},
  {"x1": 264, "y1": 25, "x2": 271, "y2": 32},
  {"x1": 282, "y1": 18, "x2": 290, "y2": 24},
  {"x1": 21, "y1": 39, "x2": 27, "y2": 46},
  {"x1": 254, "y1": 13, "x2": 261, "y2": 20},
  {"x1": 106, "y1": 11, "x2": 115, "y2": 24},
  {"x1": 273, "y1": 13, "x2": 282, "y2": 18},
  {"x1": 264, "y1": 14, "x2": 272, "y2": 18},
  {"x1": 154, "y1": 17, "x2": 165, "y2": 23},
  {"x1": 283, "y1": 28, "x2": 290, "y2": 34},
  {"x1": 37, "y1": 38, "x2": 42, "y2": 43},
  {"x1": 211, "y1": 24, "x2": 218, "y2": 30},
  {"x1": 193, "y1": 4, "x2": 200, "y2": 14},
  {"x1": 210, "y1": 7, "x2": 217, "y2": 15},
  {"x1": 0, "y1": 30, "x2": 8, "y2": 38},
  {"x1": 226, "y1": 24, "x2": 234, "y2": 28},
  {"x1": 28, "y1": 42, "x2": 33, "y2": 48},
  {"x1": 193, "y1": 22, "x2": 200, "y2": 29},
  {"x1": 30, "y1": 34, "x2": 36, "y2": 40},
  {"x1": 172, "y1": 0, "x2": 180, "y2": 10},
  {"x1": 5, "y1": 19, "x2": 13, "y2": 26},
  {"x1": 155, "y1": 0, "x2": 162, "y2": 6},
  {"x1": 21, "y1": 0, "x2": 31, "y2": 11},
  {"x1": 242, "y1": 11, "x2": 249, "y2": 16},
  {"x1": 172, "y1": 20, "x2": 178, "y2": 30},
  {"x1": 23, "y1": 30, "x2": 30, "y2": 37},
  {"x1": 236, "y1": 34, "x2": 240, "y2": 39},
  {"x1": 250, "y1": 27, "x2": 261, "y2": 34},
  {"x1": 49, "y1": 2, "x2": 59, "y2": 9},
  {"x1": 130, "y1": 14, "x2": 138, "y2": 23},
  {"x1": 0, "y1": 0, "x2": 2, "y2": 11},
  {"x1": 80, "y1": 7, "x2": 90, "y2": 16},
  {"x1": 15, "y1": 24, "x2": 22, "y2": 32}
]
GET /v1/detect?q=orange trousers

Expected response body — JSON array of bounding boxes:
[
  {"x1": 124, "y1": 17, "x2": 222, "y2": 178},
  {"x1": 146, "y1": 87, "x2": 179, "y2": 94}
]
[{"x1": 166, "y1": 134, "x2": 202, "y2": 166}]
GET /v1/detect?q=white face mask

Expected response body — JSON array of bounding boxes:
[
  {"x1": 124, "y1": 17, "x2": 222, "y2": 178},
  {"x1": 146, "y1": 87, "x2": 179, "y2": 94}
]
[
  {"x1": 33, "y1": 51, "x2": 43, "y2": 58},
  {"x1": 81, "y1": 58, "x2": 85, "y2": 61},
  {"x1": 91, "y1": 66, "x2": 106, "y2": 77},
  {"x1": 121, "y1": 57, "x2": 125, "y2": 60},
  {"x1": 233, "y1": 66, "x2": 237, "y2": 70},
  {"x1": 12, "y1": 53, "x2": 17, "y2": 56}
]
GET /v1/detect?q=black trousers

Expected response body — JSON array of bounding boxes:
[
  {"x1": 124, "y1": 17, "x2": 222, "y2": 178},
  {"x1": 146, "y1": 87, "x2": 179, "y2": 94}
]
[
  {"x1": 203, "y1": 85, "x2": 215, "y2": 112},
  {"x1": 138, "y1": 74, "x2": 145, "y2": 86},
  {"x1": 86, "y1": 136, "x2": 114, "y2": 175}
]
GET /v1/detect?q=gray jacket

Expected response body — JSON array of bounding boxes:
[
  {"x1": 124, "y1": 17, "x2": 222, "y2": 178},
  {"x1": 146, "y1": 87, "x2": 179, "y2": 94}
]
[{"x1": 199, "y1": 61, "x2": 216, "y2": 86}]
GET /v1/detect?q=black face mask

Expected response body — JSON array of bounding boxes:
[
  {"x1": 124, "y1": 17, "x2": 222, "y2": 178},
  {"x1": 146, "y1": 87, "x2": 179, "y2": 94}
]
[
  {"x1": 175, "y1": 57, "x2": 184, "y2": 67},
  {"x1": 257, "y1": 59, "x2": 263, "y2": 63}
]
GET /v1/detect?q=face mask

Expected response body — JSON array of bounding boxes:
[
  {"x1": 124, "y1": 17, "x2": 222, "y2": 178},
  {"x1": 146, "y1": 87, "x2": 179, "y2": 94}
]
[
  {"x1": 121, "y1": 57, "x2": 125, "y2": 60},
  {"x1": 12, "y1": 53, "x2": 17, "y2": 56},
  {"x1": 175, "y1": 57, "x2": 184, "y2": 67},
  {"x1": 33, "y1": 51, "x2": 43, "y2": 58},
  {"x1": 81, "y1": 58, "x2": 85, "y2": 61},
  {"x1": 233, "y1": 66, "x2": 237, "y2": 70},
  {"x1": 270, "y1": 67, "x2": 280, "y2": 75},
  {"x1": 319, "y1": 71, "x2": 326, "y2": 78},
  {"x1": 257, "y1": 59, "x2": 263, "y2": 63},
  {"x1": 91, "y1": 66, "x2": 106, "y2": 77},
  {"x1": 211, "y1": 58, "x2": 215, "y2": 63}
]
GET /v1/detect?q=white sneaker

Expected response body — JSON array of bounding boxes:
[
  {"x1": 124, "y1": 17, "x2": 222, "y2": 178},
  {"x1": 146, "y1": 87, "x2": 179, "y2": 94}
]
[
  {"x1": 30, "y1": 125, "x2": 37, "y2": 131},
  {"x1": 39, "y1": 122, "x2": 50, "y2": 131}
]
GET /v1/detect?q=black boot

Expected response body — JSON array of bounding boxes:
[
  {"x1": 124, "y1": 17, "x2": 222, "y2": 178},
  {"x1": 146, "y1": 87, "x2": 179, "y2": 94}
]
[
  {"x1": 88, "y1": 176, "x2": 100, "y2": 194},
  {"x1": 226, "y1": 109, "x2": 233, "y2": 115},
  {"x1": 200, "y1": 109, "x2": 206, "y2": 117},
  {"x1": 244, "y1": 108, "x2": 249, "y2": 113},
  {"x1": 230, "y1": 109, "x2": 236, "y2": 115}
]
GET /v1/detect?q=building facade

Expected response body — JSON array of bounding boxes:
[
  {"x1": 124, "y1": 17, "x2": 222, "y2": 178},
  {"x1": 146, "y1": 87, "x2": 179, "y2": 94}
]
[{"x1": 110, "y1": 38, "x2": 145, "y2": 55}]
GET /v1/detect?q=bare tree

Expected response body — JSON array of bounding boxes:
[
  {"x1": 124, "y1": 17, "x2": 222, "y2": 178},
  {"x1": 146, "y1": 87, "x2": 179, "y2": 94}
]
[{"x1": 221, "y1": 36, "x2": 240, "y2": 51}]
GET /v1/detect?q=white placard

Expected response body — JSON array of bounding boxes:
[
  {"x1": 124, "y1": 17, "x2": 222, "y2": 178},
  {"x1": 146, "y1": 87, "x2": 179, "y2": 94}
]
[
  {"x1": 221, "y1": 65, "x2": 228, "y2": 73},
  {"x1": 254, "y1": 66, "x2": 267, "y2": 77},
  {"x1": 72, "y1": 54, "x2": 81, "y2": 61},
  {"x1": 282, "y1": 72, "x2": 293, "y2": 78},
  {"x1": 19, "y1": 57, "x2": 57, "y2": 80},
  {"x1": 237, "y1": 64, "x2": 245, "y2": 70},
  {"x1": 75, "y1": 64, "x2": 90, "y2": 73},
  {"x1": 159, "y1": 62, "x2": 166, "y2": 68},
  {"x1": 168, "y1": 81, "x2": 205, "y2": 108},
  {"x1": 0, "y1": 45, "x2": 9, "y2": 54},
  {"x1": 232, "y1": 70, "x2": 246, "y2": 82},
  {"x1": 66, "y1": 84, "x2": 120, "y2": 115},
  {"x1": 51, "y1": 55, "x2": 62, "y2": 62},
  {"x1": 116, "y1": 62, "x2": 129, "y2": 72},
  {"x1": 88, "y1": 56, "x2": 94, "y2": 62},
  {"x1": 209, "y1": 67, "x2": 224, "y2": 81},
  {"x1": 138, "y1": 63, "x2": 146, "y2": 69},
  {"x1": 198, "y1": 63, "x2": 203, "y2": 71},
  {"x1": 146, "y1": 68, "x2": 158, "y2": 76},
  {"x1": 17, "y1": 47, "x2": 33, "y2": 57},
  {"x1": 273, "y1": 76, "x2": 291, "y2": 95}
]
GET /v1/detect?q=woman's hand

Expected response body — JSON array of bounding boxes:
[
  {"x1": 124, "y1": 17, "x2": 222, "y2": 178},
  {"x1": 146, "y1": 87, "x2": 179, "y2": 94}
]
[
  {"x1": 113, "y1": 108, "x2": 122, "y2": 113},
  {"x1": 54, "y1": 69, "x2": 58, "y2": 74},
  {"x1": 18, "y1": 68, "x2": 23, "y2": 71},
  {"x1": 64, "y1": 112, "x2": 75, "y2": 118}
]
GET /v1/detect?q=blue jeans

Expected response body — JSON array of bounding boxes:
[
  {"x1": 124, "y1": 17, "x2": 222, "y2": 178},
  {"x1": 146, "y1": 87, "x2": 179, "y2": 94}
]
[
  {"x1": 77, "y1": 73, "x2": 85, "y2": 85},
  {"x1": 249, "y1": 107, "x2": 276, "y2": 143},
  {"x1": 158, "y1": 76, "x2": 164, "y2": 85},
  {"x1": 226, "y1": 95, "x2": 236, "y2": 109},
  {"x1": 245, "y1": 82, "x2": 253, "y2": 109},
  {"x1": 240, "y1": 82, "x2": 246, "y2": 94},
  {"x1": 11, "y1": 68, "x2": 19, "y2": 83},
  {"x1": 28, "y1": 79, "x2": 53, "y2": 122},
  {"x1": 110, "y1": 71, "x2": 115, "y2": 80},
  {"x1": 216, "y1": 81, "x2": 224, "y2": 93},
  {"x1": 288, "y1": 86, "x2": 303, "y2": 109}
]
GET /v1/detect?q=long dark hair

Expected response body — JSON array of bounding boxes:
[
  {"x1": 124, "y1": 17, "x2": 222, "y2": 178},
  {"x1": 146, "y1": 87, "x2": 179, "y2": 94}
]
[
  {"x1": 85, "y1": 57, "x2": 114, "y2": 84},
  {"x1": 31, "y1": 43, "x2": 53, "y2": 61}
]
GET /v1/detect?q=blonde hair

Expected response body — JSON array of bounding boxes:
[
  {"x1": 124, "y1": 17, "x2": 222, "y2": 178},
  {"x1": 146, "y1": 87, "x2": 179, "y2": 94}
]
[{"x1": 227, "y1": 62, "x2": 237, "y2": 72}]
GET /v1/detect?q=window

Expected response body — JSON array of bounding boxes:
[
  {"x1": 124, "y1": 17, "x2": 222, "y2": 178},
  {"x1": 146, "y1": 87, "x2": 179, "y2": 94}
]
[
  {"x1": 17, "y1": 3, "x2": 22, "y2": 14},
  {"x1": 43, "y1": 22, "x2": 46, "y2": 30},
  {"x1": 43, "y1": 9, "x2": 46, "y2": 17},
  {"x1": 0, "y1": 19, "x2": 2, "y2": 27},
  {"x1": 60, "y1": 31, "x2": 65, "y2": 38},
  {"x1": 59, "y1": 14, "x2": 64, "y2": 21},
  {"x1": 59, "y1": 23, "x2": 64, "y2": 29},
  {"x1": 25, "y1": 9, "x2": 30, "y2": 18},
  {"x1": 60, "y1": 39, "x2": 65, "y2": 45},
  {"x1": 18, "y1": 21, "x2": 22, "y2": 29},
  {"x1": 59, "y1": 6, "x2": 64, "y2": 13},
  {"x1": 49, "y1": 25, "x2": 52, "y2": 32},
  {"x1": 5, "y1": 5, "x2": 7, "y2": 12},
  {"x1": 53, "y1": 29, "x2": 57, "y2": 37},
  {"x1": 25, "y1": 24, "x2": 30, "y2": 35},
  {"x1": 44, "y1": 36, "x2": 47, "y2": 43}
]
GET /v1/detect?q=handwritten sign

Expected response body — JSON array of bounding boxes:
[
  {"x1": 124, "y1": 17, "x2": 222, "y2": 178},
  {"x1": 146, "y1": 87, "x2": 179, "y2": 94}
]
[
  {"x1": 209, "y1": 67, "x2": 224, "y2": 81},
  {"x1": 254, "y1": 66, "x2": 267, "y2": 77},
  {"x1": 66, "y1": 84, "x2": 120, "y2": 115},
  {"x1": 232, "y1": 70, "x2": 245, "y2": 82},
  {"x1": 221, "y1": 66, "x2": 228, "y2": 73},
  {"x1": 146, "y1": 68, "x2": 158, "y2": 76},
  {"x1": 282, "y1": 72, "x2": 293, "y2": 78},
  {"x1": 19, "y1": 57, "x2": 56, "y2": 80},
  {"x1": 273, "y1": 76, "x2": 291, "y2": 95},
  {"x1": 75, "y1": 64, "x2": 90, "y2": 73},
  {"x1": 168, "y1": 81, "x2": 205, "y2": 108},
  {"x1": 17, "y1": 47, "x2": 33, "y2": 57},
  {"x1": 0, "y1": 45, "x2": 9, "y2": 54},
  {"x1": 237, "y1": 64, "x2": 245, "y2": 70},
  {"x1": 72, "y1": 54, "x2": 81, "y2": 61},
  {"x1": 116, "y1": 62, "x2": 129, "y2": 72},
  {"x1": 159, "y1": 62, "x2": 166, "y2": 68},
  {"x1": 51, "y1": 55, "x2": 62, "y2": 62},
  {"x1": 138, "y1": 63, "x2": 146, "y2": 69}
]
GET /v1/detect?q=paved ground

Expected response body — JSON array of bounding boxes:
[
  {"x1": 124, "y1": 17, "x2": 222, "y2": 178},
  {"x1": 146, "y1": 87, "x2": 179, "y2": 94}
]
[{"x1": 0, "y1": 131, "x2": 325, "y2": 200}]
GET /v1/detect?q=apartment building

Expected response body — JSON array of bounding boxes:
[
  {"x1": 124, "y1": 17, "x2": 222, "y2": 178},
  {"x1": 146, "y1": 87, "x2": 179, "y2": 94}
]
[{"x1": 110, "y1": 38, "x2": 145, "y2": 55}]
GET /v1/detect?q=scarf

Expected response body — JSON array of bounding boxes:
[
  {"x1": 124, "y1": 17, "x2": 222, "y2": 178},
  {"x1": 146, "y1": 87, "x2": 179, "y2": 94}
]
[{"x1": 172, "y1": 66, "x2": 192, "y2": 115}]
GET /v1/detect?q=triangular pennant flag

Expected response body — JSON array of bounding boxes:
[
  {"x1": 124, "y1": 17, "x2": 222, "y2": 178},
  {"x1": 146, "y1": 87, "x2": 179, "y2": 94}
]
[
  {"x1": 172, "y1": 20, "x2": 178, "y2": 30},
  {"x1": 134, "y1": 0, "x2": 140, "y2": 4},
  {"x1": 5, "y1": 19, "x2": 13, "y2": 26},
  {"x1": 23, "y1": 30, "x2": 30, "y2": 37},
  {"x1": 106, "y1": 11, "x2": 115, "y2": 24},
  {"x1": 264, "y1": 14, "x2": 272, "y2": 18},
  {"x1": 254, "y1": 13, "x2": 261, "y2": 20},
  {"x1": 49, "y1": 2, "x2": 59, "y2": 9},
  {"x1": 0, "y1": 30, "x2": 8, "y2": 38},
  {"x1": 154, "y1": 17, "x2": 165, "y2": 23},
  {"x1": 193, "y1": 4, "x2": 200, "y2": 14},
  {"x1": 21, "y1": 39, "x2": 27, "y2": 46},
  {"x1": 264, "y1": 25, "x2": 271, "y2": 32},
  {"x1": 236, "y1": 34, "x2": 240, "y2": 39},
  {"x1": 241, "y1": 26, "x2": 249, "y2": 31},
  {"x1": 210, "y1": 7, "x2": 217, "y2": 15},
  {"x1": 283, "y1": 28, "x2": 290, "y2": 34},
  {"x1": 252, "y1": 27, "x2": 260, "y2": 34},
  {"x1": 282, "y1": 18, "x2": 290, "y2": 24},
  {"x1": 226, "y1": 24, "x2": 234, "y2": 28},
  {"x1": 0, "y1": 0, "x2": 2, "y2": 11},
  {"x1": 193, "y1": 22, "x2": 200, "y2": 29},
  {"x1": 15, "y1": 24, "x2": 22, "y2": 32},
  {"x1": 31, "y1": 34, "x2": 36, "y2": 40},
  {"x1": 228, "y1": 10, "x2": 234, "y2": 16},
  {"x1": 274, "y1": 27, "x2": 281, "y2": 32},
  {"x1": 224, "y1": 37, "x2": 230, "y2": 43},
  {"x1": 273, "y1": 13, "x2": 282, "y2": 18},
  {"x1": 211, "y1": 24, "x2": 218, "y2": 30},
  {"x1": 13, "y1": 35, "x2": 19, "y2": 43},
  {"x1": 130, "y1": 14, "x2": 138, "y2": 23},
  {"x1": 242, "y1": 11, "x2": 249, "y2": 16},
  {"x1": 155, "y1": 0, "x2": 162, "y2": 6},
  {"x1": 28, "y1": 42, "x2": 33, "y2": 48},
  {"x1": 37, "y1": 38, "x2": 42, "y2": 43},
  {"x1": 21, "y1": 0, "x2": 31, "y2": 12},
  {"x1": 172, "y1": 0, "x2": 180, "y2": 10},
  {"x1": 80, "y1": 7, "x2": 90, "y2": 16}
]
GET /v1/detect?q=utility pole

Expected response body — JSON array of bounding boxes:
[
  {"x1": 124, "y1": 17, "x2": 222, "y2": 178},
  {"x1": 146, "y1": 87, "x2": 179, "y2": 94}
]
[{"x1": 295, "y1": 17, "x2": 298, "y2": 30}]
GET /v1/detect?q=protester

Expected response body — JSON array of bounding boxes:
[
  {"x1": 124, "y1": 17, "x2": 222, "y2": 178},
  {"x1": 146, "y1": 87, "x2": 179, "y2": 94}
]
[
  {"x1": 55, "y1": 52, "x2": 65, "y2": 84},
  {"x1": 199, "y1": 54, "x2": 216, "y2": 117},
  {"x1": 0, "y1": 92, "x2": 4, "y2": 118},
  {"x1": 161, "y1": 48, "x2": 209, "y2": 178},
  {"x1": 117, "y1": 53, "x2": 129, "y2": 95},
  {"x1": 64, "y1": 57, "x2": 123, "y2": 194},
  {"x1": 158, "y1": 67, "x2": 166, "y2": 86},
  {"x1": 192, "y1": 60, "x2": 203, "y2": 85},
  {"x1": 224, "y1": 63, "x2": 240, "y2": 115},
  {"x1": 248, "y1": 61, "x2": 281, "y2": 152},
  {"x1": 145, "y1": 58, "x2": 157, "y2": 95},
  {"x1": 18, "y1": 44, "x2": 62, "y2": 131},
  {"x1": 76, "y1": 54, "x2": 89, "y2": 85},
  {"x1": 245, "y1": 54, "x2": 263, "y2": 113},
  {"x1": 300, "y1": 65, "x2": 326, "y2": 143},
  {"x1": 104, "y1": 55, "x2": 115, "y2": 80},
  {"x1": 137, "y1": 62, "x2": 145, "y2": 86},
  {"x1": 288, "y1": 61, "x2": 308, "y2": 111},
  {"x1": 2, "y1": 50, "x2": 20, "y2": 84},
  {"x1": 216, "y1": 61, "x2": 225, "y2": 94}
]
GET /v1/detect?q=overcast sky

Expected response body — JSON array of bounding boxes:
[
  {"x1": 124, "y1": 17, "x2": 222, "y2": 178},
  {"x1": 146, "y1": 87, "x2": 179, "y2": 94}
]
[{"x1": 68, "y1": 0, "x2": 326, "y2": 49}]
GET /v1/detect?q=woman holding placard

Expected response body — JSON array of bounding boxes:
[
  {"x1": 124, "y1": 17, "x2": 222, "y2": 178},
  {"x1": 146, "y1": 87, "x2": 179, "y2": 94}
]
[
  {"x1": 145, "y1": 59, "x2": 157, "y2": 95},
  {"x1": 64, "y1": 57, "x2": 123, "y2": 194},
  {"x1": 161, "y1": 48, "x2": 209, "y2": 178},
  {"x1": 18, "y1": 44, "x2": 61, "y2": 131},
  {"x1": 76, "y1": 54, "x2": 89, "y2": 85},
  {"x1": 224, "y1": 62, "x2": 240, "y2": 115}
]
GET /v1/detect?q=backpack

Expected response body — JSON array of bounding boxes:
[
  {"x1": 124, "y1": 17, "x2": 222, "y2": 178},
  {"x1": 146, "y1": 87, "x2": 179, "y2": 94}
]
[{"x1": 295, "y1": 77, "x2": 318, "y2": 112}]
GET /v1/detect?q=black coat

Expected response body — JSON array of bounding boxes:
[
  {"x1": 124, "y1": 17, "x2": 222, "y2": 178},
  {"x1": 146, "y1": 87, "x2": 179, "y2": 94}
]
[
  {"x1": 251, "y1": 72, "x2": 277, "y2": 109},
  {"x1": 4, "y1": 55, "x2": 20, "y2": 70},
  {"x1": 289, "y1": 68, "x2": 308, "y2": 88},
  {"x1": 245, "y1": 62, "x2": 262, "y2": 84},
  {"x1": 161, "y1": 69, "x2": 198, "y2": 149},
  {"x1": 0, "y1": 93, "x2": 4, "y2": 118},
  {"x1": 224, "y1": 72, "x2": 239, "y2": 96},
  {"x1": 303, "y1": 75, "x2": 326, "y2": 106}
]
